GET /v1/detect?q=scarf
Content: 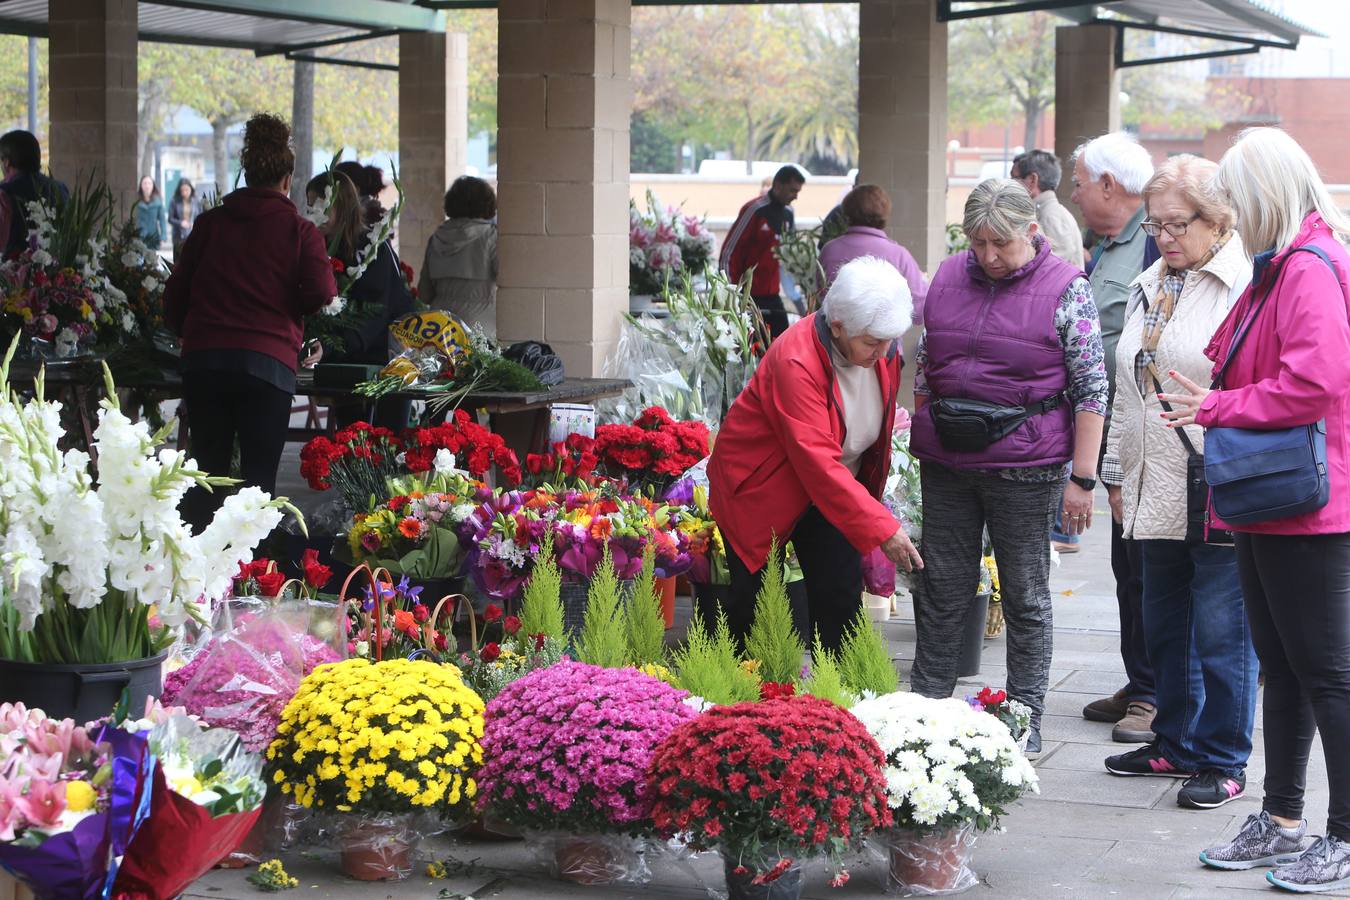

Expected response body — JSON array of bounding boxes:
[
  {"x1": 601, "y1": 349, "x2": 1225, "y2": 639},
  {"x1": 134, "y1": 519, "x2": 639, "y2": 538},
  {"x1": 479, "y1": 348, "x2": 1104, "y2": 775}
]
[{"x1": 1134, "y1": 231, "x2": 1231, "y2": 392}]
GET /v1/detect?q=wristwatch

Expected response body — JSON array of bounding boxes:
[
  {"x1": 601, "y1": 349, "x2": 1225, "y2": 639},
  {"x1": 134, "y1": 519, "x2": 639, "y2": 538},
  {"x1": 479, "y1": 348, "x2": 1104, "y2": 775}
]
[{"x1": 1068, "y1": 473, "x2": 1097, "y2": 491}]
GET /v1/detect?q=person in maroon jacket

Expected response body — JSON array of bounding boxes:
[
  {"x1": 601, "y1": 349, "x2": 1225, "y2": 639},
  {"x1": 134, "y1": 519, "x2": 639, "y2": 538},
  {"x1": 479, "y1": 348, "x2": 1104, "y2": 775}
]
[
  {"x1": 163, "y1": 113, "x2": 337, "y2": 531},
  {"x1": 719, "y1": 165, "x2": 805, "y2": 339}
]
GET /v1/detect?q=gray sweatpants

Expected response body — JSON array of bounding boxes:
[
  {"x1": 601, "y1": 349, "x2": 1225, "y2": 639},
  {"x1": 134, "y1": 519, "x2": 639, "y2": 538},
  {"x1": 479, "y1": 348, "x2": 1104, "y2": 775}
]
[{"x1": 910, "y1": 461, "x2": 1060, "y2": 726}]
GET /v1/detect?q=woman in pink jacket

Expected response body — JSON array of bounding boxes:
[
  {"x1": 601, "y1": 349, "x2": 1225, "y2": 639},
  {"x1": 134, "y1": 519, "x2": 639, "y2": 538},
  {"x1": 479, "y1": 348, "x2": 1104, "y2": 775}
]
[{"x1": 1161, "y1": 128, "x2": 1350, "y2": 893}]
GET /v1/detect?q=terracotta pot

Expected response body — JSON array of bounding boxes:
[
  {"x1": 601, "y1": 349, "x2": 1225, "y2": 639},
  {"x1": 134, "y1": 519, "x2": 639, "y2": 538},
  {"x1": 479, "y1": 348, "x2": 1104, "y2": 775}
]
[
  {"x1": 457, "y1": 812, "x2": 523, "y2": 841},
  {"x1": 553, "y1": 836, "x2": 632, "y2": 885},
  {"x1": 339, "y1": 817, "x2": 419, "y2": 882},
  {"x1": 887, "y1": 825, "x2": 977, "y2": 893},
  {"x1": 722, "y1": 854, "x2": 803, "y2": 900},
  {"x1": 656, "y1": 575, "x2": 677, "y2": 629}
]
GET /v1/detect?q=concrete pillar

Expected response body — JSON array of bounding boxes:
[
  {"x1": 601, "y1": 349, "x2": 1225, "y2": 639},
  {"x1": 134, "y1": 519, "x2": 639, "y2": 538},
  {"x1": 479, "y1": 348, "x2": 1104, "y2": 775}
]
[
  {"x1": 857, "y1": 0, "x2": 946, "y2": 272},
  {"x1": 47, "y1": 0, "x2": 138, "y2": 213},
  {"x1": 1054, "y1": 23, "x2": 1121, "y2": 212},
  {"x1": 399, "y1": 29, "x2": 469, "y2": 271},
  {"x1": 496, "y1": 0, "x2": 632, "y2": 376}
]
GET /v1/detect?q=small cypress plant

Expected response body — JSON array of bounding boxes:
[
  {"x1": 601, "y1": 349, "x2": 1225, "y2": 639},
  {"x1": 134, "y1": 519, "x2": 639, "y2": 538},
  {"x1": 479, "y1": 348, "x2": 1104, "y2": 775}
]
[
  {"x1": 625, "y1": 545, "x2": 666, "y2": 667},
  {"x1": 837, "y1": 607, "x2": 900, "y2": 697},
  {"x1": 518, "y1": 542, "x2": 566, "y2": 643},
  {"x1": 800, "y1": 630, "x2": 856, "y2": 708},
  {"x1": 744, "y1": 538, "x2": 805, "y2": 685},
  {"x1": 575, "y1": 543, "x2": 628, "y2": 668},
  {"x1": 671, "y1": 609, "x2": 759, "y2": 705}
]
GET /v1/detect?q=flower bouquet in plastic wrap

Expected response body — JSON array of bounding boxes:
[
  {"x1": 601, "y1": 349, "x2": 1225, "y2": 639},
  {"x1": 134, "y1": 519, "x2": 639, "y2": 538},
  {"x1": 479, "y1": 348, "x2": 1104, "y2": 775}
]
[
  {"x1": 850, "y1": 691, "x2": 1039, "y2": 895},
  {"x1": 0, "y1": 702, "x2": 152, "y2": 900},
  {"x1": 475, "y1": 662, "x2": 697, "y2": 885},
  {"x1": 110, "y1": 714, "x2": 267, "y2": 900}
]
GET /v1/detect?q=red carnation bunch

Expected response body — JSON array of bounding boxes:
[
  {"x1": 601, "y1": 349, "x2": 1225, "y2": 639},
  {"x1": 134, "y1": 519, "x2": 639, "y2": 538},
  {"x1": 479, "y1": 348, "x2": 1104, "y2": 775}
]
[
  {"x1": 590, "y1": 407, "x2": 710, "y2": 493},
  {"x1": 299, "y1": 422, "x2": 404, "y2": 512},
  {"x1": 648, "y1": 696, "x2": 891, "y2": 884},
  {"x1": 402, "y1": 409, "x2": 522, "y2": 486},
  {"x1": 523, "y1": 433, "x2": 601, "y2": 488}
]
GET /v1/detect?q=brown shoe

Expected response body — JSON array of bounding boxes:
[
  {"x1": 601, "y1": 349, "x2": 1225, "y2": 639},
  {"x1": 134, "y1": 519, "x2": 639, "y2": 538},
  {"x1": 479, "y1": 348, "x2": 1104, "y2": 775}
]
[
  {"x1": 1082, "y1": 688, "x2": 1130, "y2": 722},
  {"x1": 1112, "y1": 702, "x2": 1157, "y2": 743}
]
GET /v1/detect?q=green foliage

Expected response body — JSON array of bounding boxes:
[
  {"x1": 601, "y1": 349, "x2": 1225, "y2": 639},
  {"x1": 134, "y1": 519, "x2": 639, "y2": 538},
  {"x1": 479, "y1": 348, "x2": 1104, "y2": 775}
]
[
  {"x1": 575, "y1": 544, "x2": 628, "y2": 668},
  {"x1": 745, "y1": 540, "x2": 805, "y2": 684},
  {"x1": 671, "y1": 610, "x2": 760, "y2": 706},
  {"x1": 838, "y1": 608, "x2": 899, "y2": 697},
  {"x1": 625, "y1": 546, "x2": 666, "y2": 667},
  {"x1": 518, "y1": 543, "x2": 566, "y2": 643},
  {"x1": 0, "y1": 36, "x2": 46, "y2": 142},
  {"x1": 632, "y1": 112, "x2": 680, "y2": 174},
  {"x1": 800, "y1": 631, "x2": 856, "y2": 708}
]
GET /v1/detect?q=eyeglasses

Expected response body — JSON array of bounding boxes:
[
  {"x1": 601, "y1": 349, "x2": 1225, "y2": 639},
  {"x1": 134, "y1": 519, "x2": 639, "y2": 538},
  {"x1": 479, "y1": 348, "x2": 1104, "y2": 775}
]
[{"x1": 1141, "y1": 213, "x2": 1201, "y2": 237}]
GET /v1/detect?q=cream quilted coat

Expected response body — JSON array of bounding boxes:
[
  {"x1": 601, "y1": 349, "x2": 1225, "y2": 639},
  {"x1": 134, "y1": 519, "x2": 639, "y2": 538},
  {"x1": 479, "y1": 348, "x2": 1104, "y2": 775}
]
[{"x1": 1102, "y1": 233, "x2": 1250, "y2": 541}]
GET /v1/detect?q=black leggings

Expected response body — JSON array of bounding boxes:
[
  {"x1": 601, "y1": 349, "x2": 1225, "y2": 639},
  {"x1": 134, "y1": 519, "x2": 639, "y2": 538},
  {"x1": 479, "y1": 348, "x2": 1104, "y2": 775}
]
[
  {"x1": 724, "y1": 506, "x2": 863, "y2": 654},
  {"x1": 1236, "y1": 531, "x2": 1350, "y2": 840},
  {"x1": 180, "y1": 371, "x2": 293, "y2": 533}
]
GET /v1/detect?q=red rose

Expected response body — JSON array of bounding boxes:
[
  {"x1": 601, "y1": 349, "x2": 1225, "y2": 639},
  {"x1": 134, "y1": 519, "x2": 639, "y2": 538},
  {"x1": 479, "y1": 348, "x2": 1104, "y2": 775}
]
[
  {"x1": 483, "y1": 603, "x2": 504, "y2": 624},
  {"x1": 255, "y1": 571, "x2": 285, "y2": 598},
  {"x1": 413, "y1": 604, "x2": 430, "y2": 623},
  {"x1": 503, "y1": 615, "x2": 522, "y2": 635},
  {"x1": 434, "y1": 632, "x2": 448, "y2": 652},
  {"x1": 480, "y1": 642, "x2": 501, "y2": 663},
  {"x1": 303, "y1": 559, "x2": 333, "y2": 590},
  {"x1": 247, "y1": 559, "x2": 272, "y2": 578},
  {"x1": 330, "y1": 257, "x2": 345, "y2": 273}
]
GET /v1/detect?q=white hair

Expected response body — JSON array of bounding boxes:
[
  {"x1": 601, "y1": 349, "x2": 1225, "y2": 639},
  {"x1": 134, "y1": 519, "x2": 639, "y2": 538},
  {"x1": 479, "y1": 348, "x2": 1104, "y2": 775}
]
[
  {"x1": 820, "y1": 256, "x2": 913, "y2": 340},
  {"x1": 1074, "y1": 132, "x2": 1155, "y2": 195},
  {"x1": 1214, "y1": 126, "x2": 1350, "y2": 254}
]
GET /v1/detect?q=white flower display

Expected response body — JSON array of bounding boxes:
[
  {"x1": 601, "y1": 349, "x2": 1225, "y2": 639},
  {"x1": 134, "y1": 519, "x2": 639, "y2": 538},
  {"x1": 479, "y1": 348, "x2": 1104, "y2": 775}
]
[
  {"x1": 322, "y1": 295, "x2": 345, "y2": 317},
  {"x1": 0, "y1": 342, "x2": 299, "y2": 659},
  {"x1": 850, "y1": 692, "x2": 1039, "y2": 833}
]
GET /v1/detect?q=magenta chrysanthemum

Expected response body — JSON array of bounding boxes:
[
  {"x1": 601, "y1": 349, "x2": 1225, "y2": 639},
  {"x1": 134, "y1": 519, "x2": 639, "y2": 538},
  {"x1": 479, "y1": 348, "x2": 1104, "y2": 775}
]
[{"x1": 476, "y1": 661, "x2": 696, "y2": 834}]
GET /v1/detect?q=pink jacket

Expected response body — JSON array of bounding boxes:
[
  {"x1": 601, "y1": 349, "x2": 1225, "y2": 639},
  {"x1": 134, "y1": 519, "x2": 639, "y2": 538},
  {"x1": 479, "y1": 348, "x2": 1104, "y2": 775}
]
[
  {"x1": 1196, "y1": 213, "x2": 1350, "y2": 534},
  {"x1": 819, "y1": 227, "x2": 928, "y2": 325}
]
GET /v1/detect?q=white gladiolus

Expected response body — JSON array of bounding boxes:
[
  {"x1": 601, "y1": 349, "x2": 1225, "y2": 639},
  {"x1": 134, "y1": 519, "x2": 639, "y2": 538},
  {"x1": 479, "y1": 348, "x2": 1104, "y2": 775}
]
[{"x1": 0, "y1": 350, "x2": 298, "y2": 646}]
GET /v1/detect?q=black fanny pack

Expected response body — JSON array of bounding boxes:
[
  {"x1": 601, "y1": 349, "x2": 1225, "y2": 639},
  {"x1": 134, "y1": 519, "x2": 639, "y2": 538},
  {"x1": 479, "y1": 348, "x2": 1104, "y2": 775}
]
[{"x1": 930, "y1": 394, "x2": 1063, "y2": 453}]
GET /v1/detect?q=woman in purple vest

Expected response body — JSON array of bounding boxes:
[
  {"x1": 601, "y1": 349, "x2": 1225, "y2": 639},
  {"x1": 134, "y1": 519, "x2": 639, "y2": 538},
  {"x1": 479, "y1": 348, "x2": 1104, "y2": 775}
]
[
  {"x1": 819, "y1": 185, "x2": 928, "y2": 325},
  {"x1": 909, "y1": 179, "x2": 1108, "y2": 756}
]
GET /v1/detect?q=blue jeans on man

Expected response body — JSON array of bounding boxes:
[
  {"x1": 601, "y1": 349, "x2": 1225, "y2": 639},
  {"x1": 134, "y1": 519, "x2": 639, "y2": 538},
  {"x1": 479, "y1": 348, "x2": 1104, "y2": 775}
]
[{"x1": 1140, "y1": 540, "x2": 1259, "y2": 776}]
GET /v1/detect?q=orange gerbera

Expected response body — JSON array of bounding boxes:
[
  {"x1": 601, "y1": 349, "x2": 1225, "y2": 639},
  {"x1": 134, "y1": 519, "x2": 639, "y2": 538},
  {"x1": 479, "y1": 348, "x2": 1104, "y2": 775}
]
[
  {"x1": 398, "y1": 517, "x2": 422, "y2": 539},
  {"x1": 589, "y1": 517, "x2": 614, "y2": 540}
]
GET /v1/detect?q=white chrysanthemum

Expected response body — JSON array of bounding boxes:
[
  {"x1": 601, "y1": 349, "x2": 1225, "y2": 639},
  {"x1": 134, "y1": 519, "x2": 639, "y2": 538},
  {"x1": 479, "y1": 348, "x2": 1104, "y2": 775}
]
[{"x1": 322, "y1": 296, "x2": 345, "y2": 316}]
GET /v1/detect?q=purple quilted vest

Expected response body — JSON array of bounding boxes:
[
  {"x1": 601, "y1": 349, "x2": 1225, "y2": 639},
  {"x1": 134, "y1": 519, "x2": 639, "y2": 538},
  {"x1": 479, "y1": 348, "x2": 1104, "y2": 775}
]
[{"x1": 912, "y1": 238, "x2": 1083, "y2": 469}]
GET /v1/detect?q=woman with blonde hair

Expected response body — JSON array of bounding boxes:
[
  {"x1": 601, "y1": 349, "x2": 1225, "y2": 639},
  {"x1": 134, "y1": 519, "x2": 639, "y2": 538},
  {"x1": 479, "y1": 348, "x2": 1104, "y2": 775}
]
[
  {"x1": 1161, "y1": 128, "x2": 1350, "y2": 892},
  {"x1": 909, "y1": 178, "x2": 1107, "y2": 757},
  {"x1": 1098, "y1": 155, "x2": 1258, "y2": 810}
]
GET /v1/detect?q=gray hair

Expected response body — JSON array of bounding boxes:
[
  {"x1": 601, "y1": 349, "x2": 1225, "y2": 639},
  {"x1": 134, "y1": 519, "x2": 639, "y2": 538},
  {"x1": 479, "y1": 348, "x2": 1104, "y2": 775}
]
[
  {"x1": 1012, "y1": 149, "x2": 1062, "y2": 192},
  {"x1": 1073, "y1": 132, "x2": 1154, "y2": 195},
  {"x1": 820, "y1": 256, "x2": 913, "y2": 340},
  {"x1": 963, "y1": 178, "x2": 1038, "y2": 242},
  {"x1": 1215, "y1": 126, "x2": 1350, "y2": 253}
]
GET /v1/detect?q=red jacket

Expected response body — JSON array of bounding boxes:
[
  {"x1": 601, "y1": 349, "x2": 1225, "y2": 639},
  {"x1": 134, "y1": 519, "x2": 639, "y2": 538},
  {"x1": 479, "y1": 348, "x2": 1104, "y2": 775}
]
[
  {"x1": 719, "y1": 194, "x2": 794, "y2": 297},
  {"x1": 708, "y1": 313, "x2": 902, "y2": 571},
  {"x1": 1197, "y1": 212, "x2": 1350, "y2": 534},
  {"x1": 163, "y1": 187, "x2": 335, "y2": 370}
]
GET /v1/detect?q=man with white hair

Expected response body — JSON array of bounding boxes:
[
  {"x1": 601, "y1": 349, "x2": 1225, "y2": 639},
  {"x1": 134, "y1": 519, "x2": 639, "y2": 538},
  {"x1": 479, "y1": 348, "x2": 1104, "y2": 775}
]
[
  {"x1": 1071, "y1": 131, "x2": 1159, "y2": 745},
  {"x1": 708, "y1": 255, "x2": 923, "y2": 653}
]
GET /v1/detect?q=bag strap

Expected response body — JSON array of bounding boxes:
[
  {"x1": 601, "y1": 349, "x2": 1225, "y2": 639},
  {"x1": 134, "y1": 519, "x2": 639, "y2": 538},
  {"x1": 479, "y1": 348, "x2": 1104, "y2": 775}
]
[
  {"x1": 1151, "y1": 370, "x2": 1199, "y2": 459},
  {"x1": 1213, "y1": 245, "x2": 1339, "y2": 389}
]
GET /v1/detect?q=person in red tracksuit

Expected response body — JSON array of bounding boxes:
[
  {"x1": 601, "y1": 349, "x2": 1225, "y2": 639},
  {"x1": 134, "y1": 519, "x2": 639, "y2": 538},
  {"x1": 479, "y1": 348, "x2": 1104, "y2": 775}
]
[
  {"x1": 708, "y1": 256, "x2": 923, "y2": 653},
  {"x1": 719, "y1": 165, "x2": 805, "y2": 339}
]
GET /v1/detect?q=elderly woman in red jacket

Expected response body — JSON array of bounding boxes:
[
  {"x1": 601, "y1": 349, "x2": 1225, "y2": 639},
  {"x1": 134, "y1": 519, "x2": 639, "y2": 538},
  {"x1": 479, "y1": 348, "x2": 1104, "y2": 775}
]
[{"x1": 708, "y1": 256, "x2": 923, "y2": 652}]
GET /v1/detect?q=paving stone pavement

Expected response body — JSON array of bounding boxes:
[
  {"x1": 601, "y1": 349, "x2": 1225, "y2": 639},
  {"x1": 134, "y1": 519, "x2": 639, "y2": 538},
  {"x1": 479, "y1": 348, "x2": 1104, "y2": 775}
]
[{"x1": 187, "y1": 471, "x2": 1339, "y2": 899}]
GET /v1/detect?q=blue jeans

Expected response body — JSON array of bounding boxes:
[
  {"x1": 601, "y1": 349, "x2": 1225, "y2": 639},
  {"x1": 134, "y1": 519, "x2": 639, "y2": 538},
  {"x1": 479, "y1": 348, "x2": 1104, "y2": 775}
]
[{"x1": 1140, "y1": 540, "x2": 1258, "y2": 776}]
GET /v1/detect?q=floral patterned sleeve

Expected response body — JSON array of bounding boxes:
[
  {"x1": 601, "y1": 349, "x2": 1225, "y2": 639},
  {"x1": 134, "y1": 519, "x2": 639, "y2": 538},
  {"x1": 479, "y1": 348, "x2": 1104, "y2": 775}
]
[
  {"x1": 912, "y1": 331, "x2": 930, "y2": 396},
  {"x1": 1055, "y1": 276, "x2": 1109, "y2": 416}
]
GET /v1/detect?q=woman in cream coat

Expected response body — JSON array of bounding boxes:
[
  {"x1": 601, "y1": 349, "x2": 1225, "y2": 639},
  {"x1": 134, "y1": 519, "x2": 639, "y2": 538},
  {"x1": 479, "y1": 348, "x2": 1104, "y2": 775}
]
[{"x1": 1099, "y1": 155, "x2": 1258, "y2": 811}]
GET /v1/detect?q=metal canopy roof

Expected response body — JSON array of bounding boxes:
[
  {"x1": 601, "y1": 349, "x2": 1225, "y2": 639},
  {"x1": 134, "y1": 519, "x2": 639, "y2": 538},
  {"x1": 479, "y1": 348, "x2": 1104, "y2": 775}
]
[
  {"x1": 0, "y1": 0, "x2": 442, "y2": 63},
  {"x1": 937, "y1": 0, "x2": 1321, "y2": 66}
]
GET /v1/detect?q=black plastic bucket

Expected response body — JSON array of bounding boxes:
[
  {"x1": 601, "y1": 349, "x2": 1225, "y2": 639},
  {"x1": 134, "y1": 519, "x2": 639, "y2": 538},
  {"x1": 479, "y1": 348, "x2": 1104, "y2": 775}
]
[
  {"x1": 0, "y1": 652, "x2": 167, "y2": 723},
  {"x1": 957, "y1": 592, "x2": 992, "y2": 678}
]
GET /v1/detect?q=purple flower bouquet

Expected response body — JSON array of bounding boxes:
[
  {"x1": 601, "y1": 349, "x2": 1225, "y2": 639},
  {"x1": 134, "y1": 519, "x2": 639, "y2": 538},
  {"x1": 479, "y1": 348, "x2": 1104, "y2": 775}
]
[{"x1": 476, "y1": 662, "x2": 696, "y2": 835}]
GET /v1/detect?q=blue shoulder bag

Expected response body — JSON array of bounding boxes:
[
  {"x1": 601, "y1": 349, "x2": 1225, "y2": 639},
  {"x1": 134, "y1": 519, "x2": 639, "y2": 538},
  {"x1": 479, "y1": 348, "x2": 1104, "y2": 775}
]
[{"x1": 1203, "y1": 245, "x2": 1335, "y2": 526}]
